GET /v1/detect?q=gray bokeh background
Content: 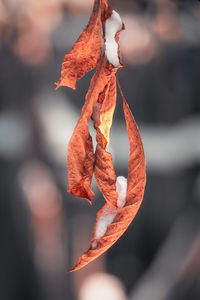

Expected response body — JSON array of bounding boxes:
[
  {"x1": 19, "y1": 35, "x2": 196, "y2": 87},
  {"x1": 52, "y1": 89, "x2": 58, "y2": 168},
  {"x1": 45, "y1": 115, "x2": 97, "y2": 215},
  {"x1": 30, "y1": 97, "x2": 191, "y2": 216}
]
[{"x1": 0, "y1": 0, "x2": 200, "y2": 299}]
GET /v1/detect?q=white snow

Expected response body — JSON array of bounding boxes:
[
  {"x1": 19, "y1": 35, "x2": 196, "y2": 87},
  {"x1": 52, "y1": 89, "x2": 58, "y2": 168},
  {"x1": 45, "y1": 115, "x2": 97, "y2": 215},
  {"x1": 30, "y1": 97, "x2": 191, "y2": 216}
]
[
  {"x1": 91, "y1": 176, "x2": 127, "y2": 249},
  {"x1": 105, "y1": 10, "x2": 123, "y2": 67},
  {"x1": 116, "y1": 176, "x2": 127, "y2": 208},
  {"x1": 92, "y1": 205, "x2": 117, "y2": 249}
]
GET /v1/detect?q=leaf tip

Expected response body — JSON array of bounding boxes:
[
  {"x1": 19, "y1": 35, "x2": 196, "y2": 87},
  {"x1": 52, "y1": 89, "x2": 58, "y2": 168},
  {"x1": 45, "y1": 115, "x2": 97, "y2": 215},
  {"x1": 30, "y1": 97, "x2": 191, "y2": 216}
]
[
  {"x1": 54, "y1": 78, "x2": 77, "y2": 90},
  {"x1": 54, "y1": 81, "x2": 60, "y2": 90},
  {"x1": 68, "y1": 267, "x2": 75, "y2": 273},
  {"x1": 67, "y1": 185, "x2": 95, "y2": 203}
]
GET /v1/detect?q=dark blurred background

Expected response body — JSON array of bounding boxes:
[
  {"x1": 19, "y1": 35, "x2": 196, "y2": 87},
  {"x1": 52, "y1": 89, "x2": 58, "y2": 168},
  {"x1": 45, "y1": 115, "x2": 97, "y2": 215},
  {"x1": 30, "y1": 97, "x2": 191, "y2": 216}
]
[{"x1": 0, "y1": 0, "x2": 200, "y2": 299}]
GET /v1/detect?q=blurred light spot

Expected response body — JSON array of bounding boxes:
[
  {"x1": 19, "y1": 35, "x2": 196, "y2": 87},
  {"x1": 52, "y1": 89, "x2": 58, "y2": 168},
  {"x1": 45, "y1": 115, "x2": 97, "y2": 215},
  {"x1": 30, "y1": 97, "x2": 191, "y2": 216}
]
[
  {"x1": 120, "y1": 14, "x2": 157, "y2": 65},
  {"x1": 0, "y1": 110, "x2": 30, "y2": 159},
  {"x1": 35, "y1": 91, "x2": 77, "y2": 165},
  {"x1": 194, "y1": 3, "x2": 200, "y2": 18},
  {"x1": 20, "y1": 161, "x2": 62, "y2": 220},
  {"x1": 11, "y1": 0, "x2": 63, "y2": 65},
  {"x1": 79, "y1": 272, "x2": 127, "y2": 300},
  {"x1": 66, "y1": 0, "x2": 94, "y2": 14},
  {"x1": 19, "y1": 161, "x2": 65, "y2": 272},
  {"x1": 153, "y1": 4, "x2": 182, "y2": 41},
  {"x1": 14, "y1": 29, "x2": 51, "y2": 65}
]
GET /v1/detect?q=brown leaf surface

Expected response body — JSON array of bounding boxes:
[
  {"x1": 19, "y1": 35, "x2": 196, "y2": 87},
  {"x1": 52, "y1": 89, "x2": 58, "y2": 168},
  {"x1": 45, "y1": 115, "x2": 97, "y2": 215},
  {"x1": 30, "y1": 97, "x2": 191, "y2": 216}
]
[
  {"x1": 118, "y1": 80, "x2": 146, "y2": 205},
  {"x1": 55, "y1": 0, "x2": 103, "y2": 90},
  {"x1": 94, "y1": 141, "x2": 118, "y2": 207},
  {"x1": 69, "y1": 87, "x2": 146, "y2": 271},
  {"x1": 67, "y1": 56, "x2": 117, "y2": 202},
  {"x1": 98, "y1": 75, "x2": 117, "y2": 145},
  {"x1": 93, "y1": 75, "x2": 118, "y2": 207}
]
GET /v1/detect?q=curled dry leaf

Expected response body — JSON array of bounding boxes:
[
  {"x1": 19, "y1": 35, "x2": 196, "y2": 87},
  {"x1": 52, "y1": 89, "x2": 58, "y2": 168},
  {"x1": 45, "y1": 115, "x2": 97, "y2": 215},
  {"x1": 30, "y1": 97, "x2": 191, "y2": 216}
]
[
  {"x1": 55, "y1": 0, "x2": 146, "y2": 271},
  {"x1": 93, "y1": 75, "x2": 119, "y2": 207},
  {"x1": 94, "y1": 141, "x2": 118, "y2": 208},
  {"x1": 55, "y1": 0, "x2": 113, "y2": 90},
  {"x1": 69, "y1": 86, "x2": 146, "y2": 271},
  {"x1": 55, "y1": 0, "x2": 102, "y2": 90},
  {"x1": 67, "y1": 56, "x2": 119, "y2": 202},
  {"x1": 120, "y1": 84, "x2": 146, "y2": 206}
]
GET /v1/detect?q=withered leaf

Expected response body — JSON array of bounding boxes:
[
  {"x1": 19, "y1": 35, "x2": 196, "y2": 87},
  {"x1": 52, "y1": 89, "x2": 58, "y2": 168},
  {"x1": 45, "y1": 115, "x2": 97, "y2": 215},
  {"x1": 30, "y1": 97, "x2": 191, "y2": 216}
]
[
  {"x1": 96, "y1": 75, "x2": 117, "y2": 145},
  {"x1": 94, "y1": 141, "x2": 118, "y2": 207},
  {"x1": 55, "y1": 0, "x2": 103, "y2": 90},
  {"x1": 67, "y1": 56, "x2": 118, "y2": 202},
  {"x1": 55, "y1": 0, "x2": 146, "y2": 272},
  {"x1": 121, "y1": 87, "x2": 146, "y2": 205},
  {"x1": 93, "y1": 75, "x2": 119, "y2": 208},
  {"x1": 69, "y1": 88, "x2": 146, "y2": 272}
]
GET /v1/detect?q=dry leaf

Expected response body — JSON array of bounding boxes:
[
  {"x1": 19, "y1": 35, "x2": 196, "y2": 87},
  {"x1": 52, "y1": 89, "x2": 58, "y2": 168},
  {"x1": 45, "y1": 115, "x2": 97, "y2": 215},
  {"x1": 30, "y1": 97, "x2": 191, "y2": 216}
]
[
  {"x1": 120, "y1": 84, "x2": 146, "y2": 205},
  {"x1": 55, "y1": 0, "x2": 103, "y2": 90},
  {"x1": 55, "y1": 0, "x2": 146, "y2": 272},
  {"x1": 93, "y1": 75, "x2": 118, "y2": 207},
  {"x1": 55, "y1": 0, "x2": 114, "y2": 90},
  {"x1": 69, "y1": 89, "x2": 146, "y2": 272},
  {"x1": 91, "y1": 11, "x2": 125, "y2": 204},
  {"x1": 67, "y1": 56, "x2": 118, "y2": 202},
  {"x1": 94, "y1": 140, "x2": 118, "y2": 208}
]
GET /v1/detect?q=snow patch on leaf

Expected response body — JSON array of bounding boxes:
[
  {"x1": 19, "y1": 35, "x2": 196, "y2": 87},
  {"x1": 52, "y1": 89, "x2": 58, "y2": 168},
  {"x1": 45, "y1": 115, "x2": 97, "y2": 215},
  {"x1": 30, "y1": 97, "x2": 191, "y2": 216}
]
[
  {"x1": 116, "y1": 176, "x2": 127, "y2": 208},
  {"x1": 91, "y1": 176, "x2": 127, "y2": 249},
  {"x1": 105, "y1": 10, "x2": 123, "y2": 67},
  {"x1": 92, "y1": 205, "x2": 117, "y2": 249}
]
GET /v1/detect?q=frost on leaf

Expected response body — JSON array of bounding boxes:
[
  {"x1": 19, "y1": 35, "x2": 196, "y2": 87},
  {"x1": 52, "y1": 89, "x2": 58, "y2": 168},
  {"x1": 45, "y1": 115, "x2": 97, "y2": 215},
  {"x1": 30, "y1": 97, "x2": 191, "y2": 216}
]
[
  {"x1": 116, "y1": 176, "x2": 127, "y2": 208},
  {"x1": 105, "y1": 10, "x2": 123, "y2": 67},
  {"x1": 55, "y1": 0, "x2": 146, "y2": 272},
  {"x1": 91, "y1": 205, "x2": 117, "y2": 249}
]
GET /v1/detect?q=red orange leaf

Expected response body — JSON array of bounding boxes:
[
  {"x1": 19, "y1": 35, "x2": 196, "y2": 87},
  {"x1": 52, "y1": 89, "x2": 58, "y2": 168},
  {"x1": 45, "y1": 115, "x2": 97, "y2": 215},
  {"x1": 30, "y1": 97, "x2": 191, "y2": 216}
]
[
  {"x1": 93, "y1": 75, "x2": 118, "y2": 207},
  {"x1": 94, "y1": 141, "x2": 118, "y2": 208},
  {"x1": 67, "y1": 56, "x2": 118, "y2": 202},
  {"x1": 121, "y1": 87, "x2": 146, "y2": 205},
  {"x1": 55, "y1": 0, "x2": 103, "y2": 90},
  {"x1": 55, "y1": 0, "x2": 146, "y2": 272},
  {"x1": 95, "y1": 75, "x2": 117, "y2": 145},
  {"x1": 69, "y1": 88, "x2": 146, "y2": 272}
]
